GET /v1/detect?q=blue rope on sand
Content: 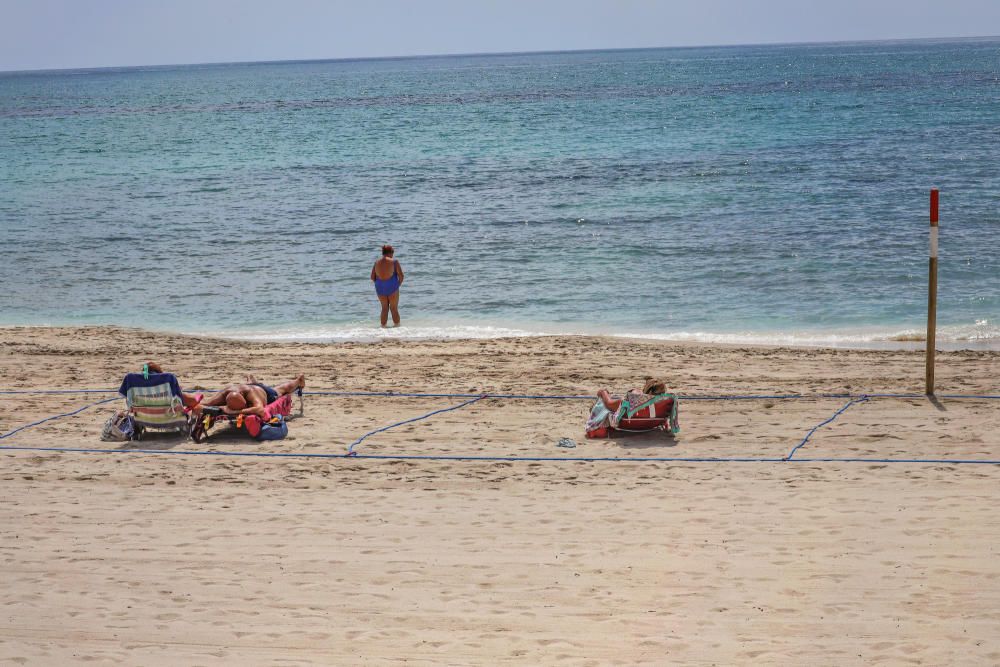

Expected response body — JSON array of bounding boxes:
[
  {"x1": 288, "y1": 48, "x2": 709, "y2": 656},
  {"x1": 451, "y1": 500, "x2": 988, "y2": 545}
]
[
  {"x1": 0, "y1": 397, "x2": 119, "y2": 440},
  {"x1": 346, "y1": 395, "x2": 488, "y2": 455},
  {"x1": 785, "y1": 395, "x2": 870, "y2": 460},
  {"x1": 0, "y1": 444, "x2": 998, "y2": 465},
  {"x1": 3, "y1": 388, "x2": 1000, "y2": 400},
  {"x1": 2, "y1": 388, "x2": 999, "y2": 466},
  {"x1": 0, "y1": 389, "x2": 120, "y2": 395},
  {"x1": 0, "y1": 389, "x2": 842, "y2": 400},
  {"x1": 314, "y1": 391, "x2": 591, "y2": 400}
]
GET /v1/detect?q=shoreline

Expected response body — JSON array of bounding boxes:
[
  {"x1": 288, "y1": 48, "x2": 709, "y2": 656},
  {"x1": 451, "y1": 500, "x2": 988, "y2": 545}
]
[
  {"x1": 4, "y1": 321, "x2": 1000, "y2": 352},
  {"x1": 2, "y1": 323, "x2": 997, "y2": 397}
]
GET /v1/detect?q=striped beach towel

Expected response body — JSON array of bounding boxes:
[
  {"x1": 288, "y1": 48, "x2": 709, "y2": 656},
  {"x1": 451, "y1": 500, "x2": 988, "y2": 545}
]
[{"x1": 119, "y1": 372, "x2": 187, "y2": 431}]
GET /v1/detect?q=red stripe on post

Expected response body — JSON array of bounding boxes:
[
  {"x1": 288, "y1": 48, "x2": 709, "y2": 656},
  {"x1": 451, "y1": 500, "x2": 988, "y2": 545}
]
[{"x1": 930, "y1": 189, "x2": 939, "y2": 225}]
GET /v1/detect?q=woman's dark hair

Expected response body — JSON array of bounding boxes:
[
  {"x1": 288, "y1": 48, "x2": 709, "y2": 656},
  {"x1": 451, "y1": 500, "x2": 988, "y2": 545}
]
[{"x1": 381, "y1": 244, "x2": 394, "y2": 257}]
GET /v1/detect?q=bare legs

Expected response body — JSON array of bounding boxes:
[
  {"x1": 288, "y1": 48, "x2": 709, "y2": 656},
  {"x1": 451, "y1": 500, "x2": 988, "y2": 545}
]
[
  {"x1": 597, "y1": 389, "x2": 623, "y2": 412},
  {"x1": 378, "y1": 292, "x2": 401, "y2": 327},
  {"x1": 378, "y1": 295, "x2": 390, "y2": 327},
  {"x1": 273, "y1": 374, "x2": 306, "y2": 396},
  {"x1": 242, "y1": 374, "x2": 306, "y2": 396},
  {"x1": 388, "y1": 291, "x2": 401, "y2": 326}
]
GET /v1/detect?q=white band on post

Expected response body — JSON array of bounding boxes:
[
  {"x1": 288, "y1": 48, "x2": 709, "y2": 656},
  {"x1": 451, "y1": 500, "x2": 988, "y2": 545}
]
[{"x1": 930, "y1": 227, "x2": 938, "y2": 258}]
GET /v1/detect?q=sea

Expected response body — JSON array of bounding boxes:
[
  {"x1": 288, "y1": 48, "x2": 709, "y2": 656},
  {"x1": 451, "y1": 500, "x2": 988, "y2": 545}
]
[{"x1": 2, "y1": 38, "x2": 999, "y2": 348}]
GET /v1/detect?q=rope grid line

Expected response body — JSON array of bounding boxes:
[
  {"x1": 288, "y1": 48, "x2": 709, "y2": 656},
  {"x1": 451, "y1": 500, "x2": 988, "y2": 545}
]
[
  {"x1": 345, "y1": 395, "x2": 487, "y2": 455},
  {"x1": 3, "y1": 389, "x2": 1000, "y2": 400},
  {"x1": 0, "y1": 397, "x2": 118, "y2": 441},
  {"x1": 0, "y1": 444, "x2": 997, "y2": 465},
  {"x1": 785, "y1": 395, "x2": 871, "y2": 461},
  {"x1": 1, "y1": 389, "x2": 999, "y2": 465}
]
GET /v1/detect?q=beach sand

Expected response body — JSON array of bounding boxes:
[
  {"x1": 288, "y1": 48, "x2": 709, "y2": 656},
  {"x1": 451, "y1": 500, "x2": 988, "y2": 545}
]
[{"x1": 1, "y1": 326, "x2": 999, "y2": 665}]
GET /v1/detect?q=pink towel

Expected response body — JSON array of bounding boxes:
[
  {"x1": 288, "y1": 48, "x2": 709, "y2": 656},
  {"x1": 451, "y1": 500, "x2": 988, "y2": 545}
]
[{"x1": 263, "y1": 394, "x2": 293, "y2": 420}]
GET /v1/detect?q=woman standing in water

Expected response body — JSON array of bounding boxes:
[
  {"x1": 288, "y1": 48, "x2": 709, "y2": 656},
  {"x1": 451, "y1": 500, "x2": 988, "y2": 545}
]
[{"x1": 371, "y1": 244, "x2": 404, "y2": 327}]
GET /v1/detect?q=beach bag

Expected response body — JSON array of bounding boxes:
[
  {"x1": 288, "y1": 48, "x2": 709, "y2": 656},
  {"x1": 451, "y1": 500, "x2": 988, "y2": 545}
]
[
  {"x1": 256, "y1": 415, "x2": 288, "y2": 441},
  {"x1": 101, "y1": 410, "x2": 134, "y2": 442}
]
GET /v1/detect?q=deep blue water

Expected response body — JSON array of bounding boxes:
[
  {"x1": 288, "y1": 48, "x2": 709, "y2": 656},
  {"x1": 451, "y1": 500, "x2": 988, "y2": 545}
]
[{"x1": 2, "y1": 39, "x2": 999, "y2": 345}]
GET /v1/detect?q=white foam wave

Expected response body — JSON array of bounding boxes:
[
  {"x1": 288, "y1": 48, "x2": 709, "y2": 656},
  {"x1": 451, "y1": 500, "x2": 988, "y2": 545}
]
[
  {"x1": 612, "y1": 320, "x2": 1000, "y2": 350},
  {"x1": 207, "y1": 319, "x2": 1000, "y2": 350},
  {"x1": 214, "y1": 323, "x2": 553, "y2": 342}
]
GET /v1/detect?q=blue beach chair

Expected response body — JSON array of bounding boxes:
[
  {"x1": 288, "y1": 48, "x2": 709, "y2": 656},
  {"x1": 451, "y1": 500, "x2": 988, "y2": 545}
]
[{"x1": 117, "y1": 366, "x2": 190, "y2": 440}]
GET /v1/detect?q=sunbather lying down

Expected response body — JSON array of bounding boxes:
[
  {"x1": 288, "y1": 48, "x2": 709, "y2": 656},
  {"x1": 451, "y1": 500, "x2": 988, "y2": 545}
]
[{"x1": 197, "y1": 374, "x2": 306, "y2": 418}]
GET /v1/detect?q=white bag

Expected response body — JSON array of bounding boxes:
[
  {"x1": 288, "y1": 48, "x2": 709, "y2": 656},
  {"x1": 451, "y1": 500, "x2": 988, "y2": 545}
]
[{"x1": 100, "y1": 410, "x2": 134, "y2": 442}]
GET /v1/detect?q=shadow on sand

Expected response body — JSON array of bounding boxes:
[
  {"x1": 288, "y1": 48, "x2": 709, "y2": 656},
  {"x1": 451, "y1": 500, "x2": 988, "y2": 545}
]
[
  {"x1": 119, "y1": 425, "x2": 257, "y2": 450},
  {"x1": 607, "y1": 431, "x2": 678, "y2": 450}
]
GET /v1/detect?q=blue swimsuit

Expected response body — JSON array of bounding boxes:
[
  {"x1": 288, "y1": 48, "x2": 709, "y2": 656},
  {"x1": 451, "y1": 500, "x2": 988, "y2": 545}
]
[{"x1": 374, "y1": 260, "x2": 400, "y2": 297}]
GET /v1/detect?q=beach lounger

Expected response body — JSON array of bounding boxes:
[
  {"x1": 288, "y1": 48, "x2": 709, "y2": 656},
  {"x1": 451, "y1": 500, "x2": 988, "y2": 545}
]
[
  {"x1": 189, "y1": 391, "x2": 298, "y2": 443},
  {"x1": 585, "y1": 394, "x2": 679, "y2": 439},
  {"x1": 118, "y1": 370, "x2": 191, "y2": 440}
]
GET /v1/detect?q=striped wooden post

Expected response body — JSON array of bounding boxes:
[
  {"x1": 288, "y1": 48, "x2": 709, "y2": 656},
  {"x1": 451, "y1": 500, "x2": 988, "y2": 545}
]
[{"x1": 925, "y1": 189, "x2": 939, "y2": 395}]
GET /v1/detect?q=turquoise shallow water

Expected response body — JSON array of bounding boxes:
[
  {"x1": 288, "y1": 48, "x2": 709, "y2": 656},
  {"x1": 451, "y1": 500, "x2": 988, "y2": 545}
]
[{"x1": 2, "y1": 39, "x2": 999, "y2": 346}]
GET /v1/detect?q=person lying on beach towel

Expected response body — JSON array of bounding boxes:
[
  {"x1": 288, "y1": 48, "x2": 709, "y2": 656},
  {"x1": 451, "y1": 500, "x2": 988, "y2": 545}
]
[
  {"x1": 195, "y1": 374, "x2": 306, "y2": 418},
  {"x1": 587, "y1": 378, "x2": 669, "y2": 432}
]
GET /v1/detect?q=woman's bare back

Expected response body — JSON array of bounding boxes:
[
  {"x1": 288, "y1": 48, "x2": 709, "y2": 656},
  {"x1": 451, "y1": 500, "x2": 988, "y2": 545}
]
[{"x1": 372, "y1": 257, "x2": 399, "y2": 280}]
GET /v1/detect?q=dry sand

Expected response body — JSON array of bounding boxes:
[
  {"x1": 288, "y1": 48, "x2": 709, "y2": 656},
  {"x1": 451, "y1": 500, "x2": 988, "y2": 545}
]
[{"x1": 1, "y1": 326, "x2": 998, "y2": 665}]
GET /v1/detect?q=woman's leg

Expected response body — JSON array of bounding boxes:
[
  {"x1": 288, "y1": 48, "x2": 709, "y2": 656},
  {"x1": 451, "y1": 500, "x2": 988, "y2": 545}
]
[
  {"x1": 597, "y1": 389, "x2": 622, "y2": 412},
  {"x1": 388, "y1": 291, "x2": 401, "y2": 326},
  {"x1": 378, "y1": 294, "x2": 390, "y2": 327}
]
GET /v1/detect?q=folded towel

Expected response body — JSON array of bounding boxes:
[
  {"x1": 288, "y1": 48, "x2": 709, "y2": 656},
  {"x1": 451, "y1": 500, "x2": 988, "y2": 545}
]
[{"x1": 263, "y1": 394, "x2": 293, "y2": 420}]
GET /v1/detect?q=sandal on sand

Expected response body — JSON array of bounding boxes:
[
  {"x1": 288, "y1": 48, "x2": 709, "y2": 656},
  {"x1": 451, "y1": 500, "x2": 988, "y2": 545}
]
[{"x1": 557, "y1": 438, "x2": 577, "y2": 448}]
